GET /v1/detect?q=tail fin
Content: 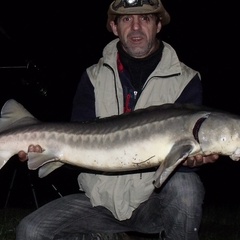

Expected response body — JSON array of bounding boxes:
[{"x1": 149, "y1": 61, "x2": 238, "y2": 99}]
[{"x1": 0, "y1": 99, "x2": 39, "y2": 132}]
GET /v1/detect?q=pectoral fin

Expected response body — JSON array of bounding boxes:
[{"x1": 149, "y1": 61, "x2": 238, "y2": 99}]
[
  {"x1": 27, "y1": 151, "x2": 65, "y2": 178},
  {"x1": 27, "y1": 150, "x2": 60, "y2": 170},
  {"x1": 38, "y1": 162, "x2": 65, "y2": 178},
  {"x1": 153, "y1": 140, "x2": 195, "y2": 188}
]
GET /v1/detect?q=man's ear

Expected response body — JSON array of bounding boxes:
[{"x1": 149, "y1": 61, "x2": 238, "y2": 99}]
[
  {"x1": 156, "y1": 21, "x2": 162, "y2": 34},
  {"x1": 110, "y1": 21, "x2": 119, "y2": 36}
]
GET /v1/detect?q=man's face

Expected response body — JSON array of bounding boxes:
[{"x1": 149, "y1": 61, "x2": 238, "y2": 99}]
[{"x1": 110, "y1": 14, "x2": 161, "y2": 58}]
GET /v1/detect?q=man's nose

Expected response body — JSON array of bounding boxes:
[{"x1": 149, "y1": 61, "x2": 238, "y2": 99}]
[{"x1": 131, "y1": 17, "x2": 141, "y2": 30}]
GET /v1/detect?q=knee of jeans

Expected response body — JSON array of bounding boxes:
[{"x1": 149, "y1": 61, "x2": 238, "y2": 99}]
[
  {"x1": 16, "y1": 216, "x2": 38, "y2": 239},
  {"x1": 173, "y1": 172, "x2": 203, "y2": 191},
  {"x1": 163, "y1": 172, "x2": 205, "y2": 208},
  {"x1": 16, "y1": 218, "x2": 31, "y2": 238}
]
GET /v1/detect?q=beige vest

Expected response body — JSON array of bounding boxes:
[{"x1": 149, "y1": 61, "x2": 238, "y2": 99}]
[{"x1": 78, "y1": 39, "x2": 200, "y2": 220}]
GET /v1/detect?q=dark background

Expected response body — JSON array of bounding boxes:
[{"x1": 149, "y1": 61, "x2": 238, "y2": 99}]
[{"x1": 0, "y1": 0, "x2": 239, "y2": 208}]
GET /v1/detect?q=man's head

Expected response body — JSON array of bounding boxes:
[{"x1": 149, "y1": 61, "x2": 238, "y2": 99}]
[
  {"x1": 107, "y1": 0, "x2": 170, "y2": 58},
  {"x1": 106, "y1": 0, "x2": 170, "y2": 32}
]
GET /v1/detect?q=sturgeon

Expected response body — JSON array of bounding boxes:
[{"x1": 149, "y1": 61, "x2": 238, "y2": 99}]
[{"x1": 0, "y1": 99, "x2": 240, "y2": 188}]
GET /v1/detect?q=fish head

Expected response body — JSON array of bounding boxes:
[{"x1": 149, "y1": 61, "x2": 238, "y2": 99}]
[{"x1": 198, "y1": 112, "x2": 240, "y2": 158}]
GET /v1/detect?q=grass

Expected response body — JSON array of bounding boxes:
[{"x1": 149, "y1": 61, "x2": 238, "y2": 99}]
[
  {"x1": 1, "y1": 203, "x2": 240, "y2": 240},
  {"x1": 199, "y1": 203, "x2": 240, "y2": 240},
  {"x1": 0, "y1": 208, "x2": 33, "y2": 240}
]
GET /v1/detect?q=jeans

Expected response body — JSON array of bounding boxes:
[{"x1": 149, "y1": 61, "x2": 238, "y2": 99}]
[{"x1": 16, "y1": 172, "x2": 205, "y2": 240}]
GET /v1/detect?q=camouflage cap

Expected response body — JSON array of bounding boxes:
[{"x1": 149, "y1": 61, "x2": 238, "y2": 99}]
[{"x1": 106, "y1": 0, "x2": 170, "y2": 32}]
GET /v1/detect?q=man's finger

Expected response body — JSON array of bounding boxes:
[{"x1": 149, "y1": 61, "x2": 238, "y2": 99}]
[{"x1": 18, "y1": 151, "x2": 28, "y2": 162}]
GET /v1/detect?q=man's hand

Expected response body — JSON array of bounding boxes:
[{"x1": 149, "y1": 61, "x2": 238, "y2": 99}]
[
  {"x1": 183, "y1": 154, "x2": 219, "y2": 168},
  {"x1": 18, "y1": 144, "x2": 44, "y2": 162}
]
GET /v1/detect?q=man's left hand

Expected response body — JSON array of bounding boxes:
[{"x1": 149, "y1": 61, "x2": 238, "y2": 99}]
[{"x1": 183, "y1": 154, "x2": 219, "y2": 168}]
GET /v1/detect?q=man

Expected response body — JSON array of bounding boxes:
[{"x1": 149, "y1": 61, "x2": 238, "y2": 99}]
[{"x1": 16, "y1": 0, "x2": 218, "y2": 239}]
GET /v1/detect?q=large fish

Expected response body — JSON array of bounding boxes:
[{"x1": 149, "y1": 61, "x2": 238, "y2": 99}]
[{"x1": 0, "y1": 99, "x2": 240, "y2": 188}]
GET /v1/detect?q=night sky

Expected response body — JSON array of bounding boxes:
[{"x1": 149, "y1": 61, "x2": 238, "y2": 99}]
[
  {"x1": 0, "y1": 0, "x2": 238, "y2": 116},
  {"x1": 0, "y1": 0, "x2": 239, "y2": 208}
]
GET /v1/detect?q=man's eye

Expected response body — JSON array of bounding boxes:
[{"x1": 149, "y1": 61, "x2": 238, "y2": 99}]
[
  {"x1": 141, "y1": 16, "x2": 150, "y2": 21},
  {"x1": 122, "y1": 16, "x2": 131, "y2": 22}
]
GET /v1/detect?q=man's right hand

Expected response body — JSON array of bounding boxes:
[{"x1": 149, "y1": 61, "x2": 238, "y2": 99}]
[{"x1": 18, "y1": 144, "x2": 44, "y2": 162}]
